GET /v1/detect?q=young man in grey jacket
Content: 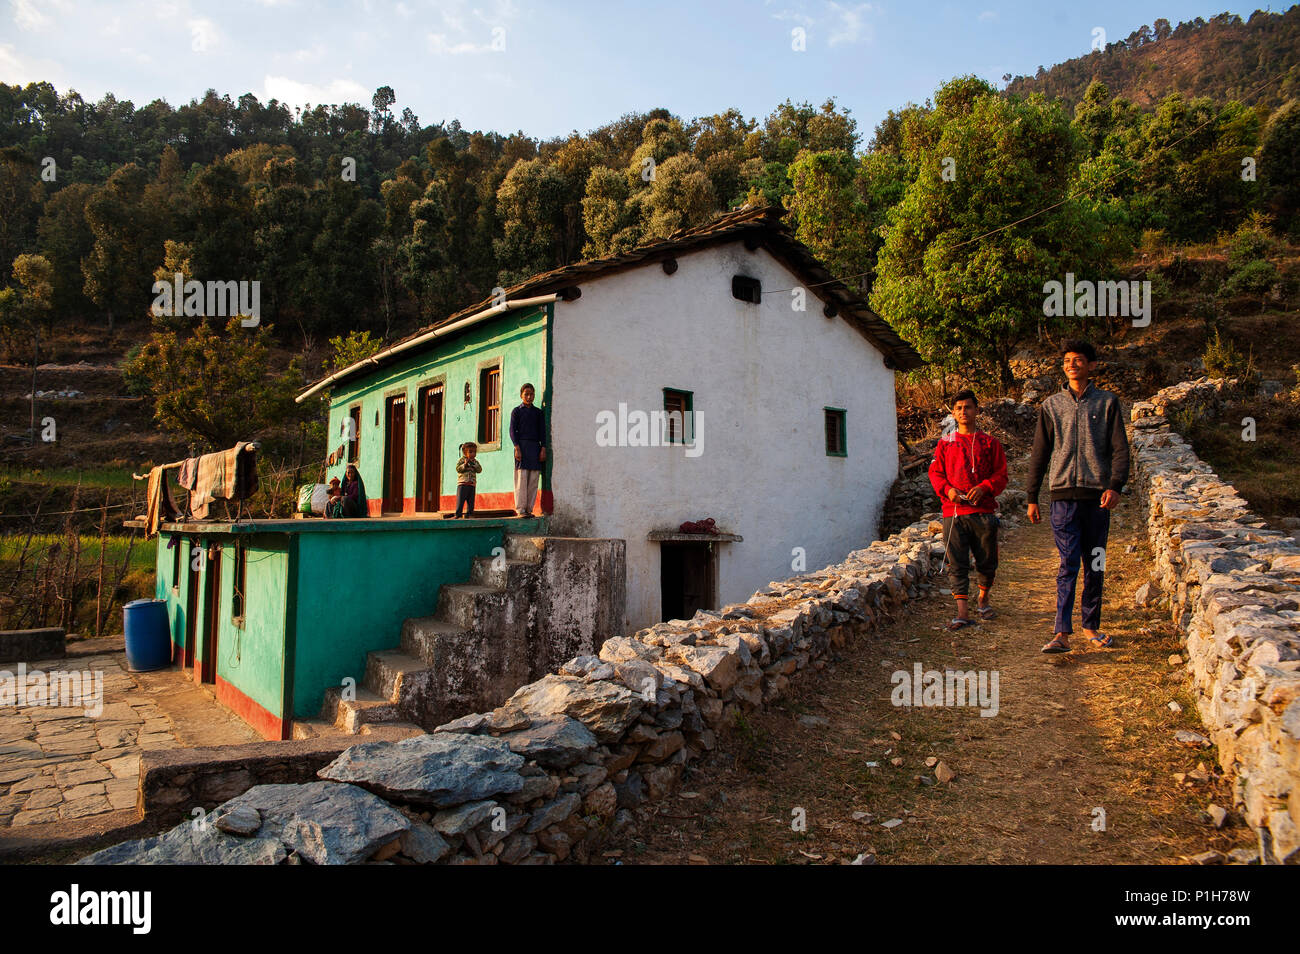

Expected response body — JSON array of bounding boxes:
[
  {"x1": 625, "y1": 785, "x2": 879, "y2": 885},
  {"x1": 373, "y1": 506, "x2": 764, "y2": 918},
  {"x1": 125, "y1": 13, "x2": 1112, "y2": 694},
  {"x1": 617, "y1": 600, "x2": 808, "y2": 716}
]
[{"x1": 1026, "y1": 340, "x2": 1130, "y2": 653}]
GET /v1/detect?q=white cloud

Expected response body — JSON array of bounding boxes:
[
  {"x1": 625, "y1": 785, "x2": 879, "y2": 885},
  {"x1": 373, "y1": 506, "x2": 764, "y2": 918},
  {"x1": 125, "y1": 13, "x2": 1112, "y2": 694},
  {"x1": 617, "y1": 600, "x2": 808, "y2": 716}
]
[
  {"x1": 0, "y1": 40, "x2": 63, "y2": 85},
  {"x1": 978, "y1": 10, "x2": 997, "y2": 21},
  {"x1": 188, "y1": 16, "x2": 218, "y2": 52},
  {"x1": 771, "y1": 8, "x2": 814, "y2": 27},
  {"x1": 826, "y1": 2, "x2": 876, "y2": 47},
  {"x1": 291, "y1": 43, "x2": 328, "y2": 63},
  {"x1": 11, "y1": 0, "x2": 51, "y2": 31},
  {"x1": 427, "y1": 32, "x2": 493, "y2": 54},
  {"x1": 262, "y1": 74, "x2": 369, "y2": 108}
]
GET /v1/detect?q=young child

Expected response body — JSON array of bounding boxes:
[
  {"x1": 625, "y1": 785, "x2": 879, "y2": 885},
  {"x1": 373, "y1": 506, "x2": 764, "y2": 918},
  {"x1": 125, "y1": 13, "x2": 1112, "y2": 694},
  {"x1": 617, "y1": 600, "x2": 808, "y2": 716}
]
[
  {"x1": 325, "y1": 477, "x2": 344, "y2": 518},
  {"x1": 454, "y1": 442, "x2": 481, "y2": 517}
]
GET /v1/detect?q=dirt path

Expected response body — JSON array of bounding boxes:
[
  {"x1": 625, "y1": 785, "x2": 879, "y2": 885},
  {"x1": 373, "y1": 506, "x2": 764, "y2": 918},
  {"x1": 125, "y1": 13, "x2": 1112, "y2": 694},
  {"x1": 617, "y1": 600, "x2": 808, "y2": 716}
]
[{"x1": 606, "y1": 501, "x2": 1259, "y2": 865}]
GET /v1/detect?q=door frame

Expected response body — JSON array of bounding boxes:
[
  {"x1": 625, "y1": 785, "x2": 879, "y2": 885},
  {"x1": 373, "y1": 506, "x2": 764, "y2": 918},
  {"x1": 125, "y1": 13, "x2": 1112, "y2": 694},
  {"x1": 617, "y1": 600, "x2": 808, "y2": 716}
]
[
  {"x1": 198, "y1": 542, "x2": 222, "y2": 684},
  {"x1": 183, "y1": 536, "x2": 200, "y2": 669},
  {"x1": 659, "y1": 540, "x2": 717, "y2": 622},
  {"x1": 382, "y1": 391, "x2": 408, "y2": 513},
  {"x1": 416, "y1": 379, "x2": 446, "y2": 513}
]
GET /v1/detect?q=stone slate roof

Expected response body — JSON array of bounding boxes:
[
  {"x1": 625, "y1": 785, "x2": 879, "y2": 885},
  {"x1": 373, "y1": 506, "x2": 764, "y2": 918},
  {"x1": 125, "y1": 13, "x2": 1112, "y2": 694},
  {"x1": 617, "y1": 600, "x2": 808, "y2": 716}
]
[{"x1": 307, "y1": 204, "x2": 924, "y2": 396}]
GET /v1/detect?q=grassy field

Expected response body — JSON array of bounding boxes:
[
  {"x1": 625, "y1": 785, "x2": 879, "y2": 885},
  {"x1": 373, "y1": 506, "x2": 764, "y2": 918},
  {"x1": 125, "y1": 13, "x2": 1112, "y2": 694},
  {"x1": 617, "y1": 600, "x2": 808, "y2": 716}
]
[
  {"x1": 0, "y1": 465, "x2": 138, "y2": 489},
  {"x1": 0, "y1": 532, "x2": 156, "y2": 571},
  {"x1": 1182, "y1": 397, "x2": 1300, "y2": 526}
]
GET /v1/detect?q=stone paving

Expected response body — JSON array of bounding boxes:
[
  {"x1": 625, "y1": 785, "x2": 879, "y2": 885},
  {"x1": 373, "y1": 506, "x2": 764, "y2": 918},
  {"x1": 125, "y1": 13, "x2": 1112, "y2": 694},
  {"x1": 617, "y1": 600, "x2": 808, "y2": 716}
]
[{"x1": 0, "y1": 643, "x2": 261, "y2": 829}]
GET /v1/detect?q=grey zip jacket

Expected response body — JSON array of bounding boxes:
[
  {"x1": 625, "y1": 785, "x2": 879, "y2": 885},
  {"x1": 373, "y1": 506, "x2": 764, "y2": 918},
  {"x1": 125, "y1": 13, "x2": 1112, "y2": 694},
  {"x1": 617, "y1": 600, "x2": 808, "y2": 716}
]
[{"x1": 1026, "y1": 382, "x2": 1129, "y2": 502}]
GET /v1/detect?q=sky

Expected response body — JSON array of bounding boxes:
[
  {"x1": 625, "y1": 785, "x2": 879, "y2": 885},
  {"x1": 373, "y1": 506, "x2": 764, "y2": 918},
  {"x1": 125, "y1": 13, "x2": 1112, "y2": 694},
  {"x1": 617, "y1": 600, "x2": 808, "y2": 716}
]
[{"x1": 0, "y1": 0, "x2": 1277, "y2": 142}]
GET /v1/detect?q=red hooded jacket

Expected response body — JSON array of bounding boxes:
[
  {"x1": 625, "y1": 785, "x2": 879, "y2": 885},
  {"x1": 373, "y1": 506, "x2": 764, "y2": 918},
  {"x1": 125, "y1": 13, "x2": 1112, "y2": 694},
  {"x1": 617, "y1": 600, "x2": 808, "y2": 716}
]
[{"x1": 928, "y1": 429, "x2": 1008, "y2": 517}]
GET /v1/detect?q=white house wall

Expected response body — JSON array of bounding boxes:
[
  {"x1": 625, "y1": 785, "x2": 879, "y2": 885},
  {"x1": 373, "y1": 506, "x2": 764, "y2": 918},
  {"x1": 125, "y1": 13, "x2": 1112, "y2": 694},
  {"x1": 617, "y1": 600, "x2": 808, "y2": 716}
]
[{"x1": 548, "y1": 242, "x2": 899, "y2": 631}]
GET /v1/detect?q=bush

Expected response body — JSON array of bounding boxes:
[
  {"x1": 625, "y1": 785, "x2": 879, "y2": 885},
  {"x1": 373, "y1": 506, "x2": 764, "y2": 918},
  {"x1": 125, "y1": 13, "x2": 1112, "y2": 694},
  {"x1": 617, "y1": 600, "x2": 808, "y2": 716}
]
[
  {"x1": 1226, "y1": 215, "x2": 1277, "y2": 271},
  {"x1": 1202, "y1": 329, "x2": 1259, "y2": 393},
  {"x1": 1223, "y1": 258, "x2": 1278, "y2": 298}
]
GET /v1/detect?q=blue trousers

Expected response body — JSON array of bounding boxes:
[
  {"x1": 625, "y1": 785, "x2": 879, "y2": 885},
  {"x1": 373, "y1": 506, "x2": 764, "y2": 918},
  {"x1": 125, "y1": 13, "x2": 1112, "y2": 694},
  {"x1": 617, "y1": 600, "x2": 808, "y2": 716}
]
[{"x1": 1050, "y1": 500, "x2": 1110, "y2": 634}]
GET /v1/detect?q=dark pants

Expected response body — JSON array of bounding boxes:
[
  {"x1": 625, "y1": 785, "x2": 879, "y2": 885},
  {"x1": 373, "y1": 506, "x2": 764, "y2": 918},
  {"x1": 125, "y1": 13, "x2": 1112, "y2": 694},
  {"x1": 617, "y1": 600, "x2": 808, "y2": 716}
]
[
  {"x1": 1050, "y1": 499, "x2": 1111, "y2": 634},
  {"x1": 943, "y1": 513, "x2": 999, "y2": 598},
  {"x1": 454, "y1": 484, "x2": 475, "y2": 516}
]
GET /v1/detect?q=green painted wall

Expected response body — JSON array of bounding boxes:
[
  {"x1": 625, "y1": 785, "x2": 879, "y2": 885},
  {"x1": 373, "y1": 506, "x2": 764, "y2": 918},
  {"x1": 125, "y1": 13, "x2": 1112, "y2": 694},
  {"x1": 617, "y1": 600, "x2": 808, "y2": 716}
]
[
  {"x1": 289, "y1": 523, "x2": 513, "y2": 718},
  {"x1": 155, "y1": 531, "x2": 198, "y2": 655},
  {"x1": 212, "y1": 538, "x2": 289, "y2": 723},
  {"x1": 324, "y1": 305, "x2": 549, "y2": 509}
]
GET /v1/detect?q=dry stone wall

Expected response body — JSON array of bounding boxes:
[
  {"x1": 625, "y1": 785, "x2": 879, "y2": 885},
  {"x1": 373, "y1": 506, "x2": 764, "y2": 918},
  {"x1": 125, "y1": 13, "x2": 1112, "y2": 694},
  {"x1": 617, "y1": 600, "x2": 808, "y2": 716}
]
[
  {"x1": 1131, "y1": 377, "x2": 1300, "y2": 864},
  {"x1": 82, "y1": 518, "x2": 950, "y2": 865}
]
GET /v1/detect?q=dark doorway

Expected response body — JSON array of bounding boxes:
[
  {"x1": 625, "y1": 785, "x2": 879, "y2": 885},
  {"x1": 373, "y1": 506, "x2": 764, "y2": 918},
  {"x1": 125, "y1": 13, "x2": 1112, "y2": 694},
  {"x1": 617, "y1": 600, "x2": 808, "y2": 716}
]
[
  {"x1": 417, "y1": 385, "x2": 443, "y2": 512},
  {"x1": 383, "y1": 394, "x2": 407, "y2": 513},
  {"x1": 660, "y1": 542, "x2": 716, "y2": 622},
  {"x1": 199, "y1": 544, "x2": 222, "y2": 684},
  {"x1": 183, "y1": 537, "x2": 200, "y2": 669}
]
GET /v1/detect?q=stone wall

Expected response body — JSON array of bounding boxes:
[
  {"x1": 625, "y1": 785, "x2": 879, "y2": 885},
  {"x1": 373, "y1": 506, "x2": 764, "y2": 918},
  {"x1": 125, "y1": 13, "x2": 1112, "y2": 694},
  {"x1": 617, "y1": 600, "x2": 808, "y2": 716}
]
[
  {"x1": 1130, "y1": 378, "x2": 1300, "y2": 864},
  {"x1": 84, "y1": 517, "x2": 949, "y2": 865},
  {"x1": 0, "y1": 628, "x2": 65, "y2": 664}
]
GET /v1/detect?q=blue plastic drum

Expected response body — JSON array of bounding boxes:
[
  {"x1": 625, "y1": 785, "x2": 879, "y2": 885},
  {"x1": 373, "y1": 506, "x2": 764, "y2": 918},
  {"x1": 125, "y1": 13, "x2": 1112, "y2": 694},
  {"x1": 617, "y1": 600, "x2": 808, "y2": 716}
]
[{"x1": 123, "y1": 598, "x2": 171, "y2": 672}]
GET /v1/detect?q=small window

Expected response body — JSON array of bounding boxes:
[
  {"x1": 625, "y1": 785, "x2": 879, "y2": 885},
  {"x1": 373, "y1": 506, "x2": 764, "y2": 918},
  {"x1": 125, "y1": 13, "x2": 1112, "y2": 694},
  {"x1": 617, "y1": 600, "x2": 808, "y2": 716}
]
[
  {"x1": 479, "y1": 365, "x2": 501, "y2": 444},
  {"x1": 825, "y1": 407, "x2": 847, "y2": 457},
  {"x1": 231, "y1": 545, "x2": 247, "y2": 624},
  {"x1": 347, "y1": 406, "x2": 361, "y2": 463},
  {"x1": 170, "y1": 535, "x2": 181, "y2": 592},
  {"x1": 732, "y1": 275, "x2": 761, "y2": 304},
  {"x1": 663, "y1": 388, "x2": 694, "y2": 444}
]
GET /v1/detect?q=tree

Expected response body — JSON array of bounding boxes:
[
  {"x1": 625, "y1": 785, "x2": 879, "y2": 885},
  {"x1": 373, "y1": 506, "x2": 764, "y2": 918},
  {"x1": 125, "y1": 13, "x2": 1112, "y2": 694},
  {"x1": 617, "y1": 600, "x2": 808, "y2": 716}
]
[
  {"x1": 871, "y1": 77, "x2": 1106, "y2": 387},
  {"x1": 123, "y1": 317, "x2": 307, "y2": 451},
  {"x1": 36, "y1": 181, "x2": 96, "y2": 318},
  {"x1": 1259, "y1": 99, "x2": 1300, "y2": 234},
  {"x1": 82, "y1": 163, "x2": 165, "y2": 334}
]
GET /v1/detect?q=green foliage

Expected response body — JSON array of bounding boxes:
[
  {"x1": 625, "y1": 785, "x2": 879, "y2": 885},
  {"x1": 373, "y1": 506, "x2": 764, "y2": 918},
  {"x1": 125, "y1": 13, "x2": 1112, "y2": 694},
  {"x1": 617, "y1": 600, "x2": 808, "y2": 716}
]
[
  {"x1": 871, "y1": 77, "x2": 1104, "y2": 387},
  {"x1": 1202, "y1": 329, "x2": 1258, "y2": 387},
  {"x1": 327, "y1": 329, "x2": 382, "y2": 372},
  {"x1": 122, "y1": 317, "x2": 309, "y2": 451},
  {"x1": 1259, "y1": 99, "x2": 1300, "y2": 233}
]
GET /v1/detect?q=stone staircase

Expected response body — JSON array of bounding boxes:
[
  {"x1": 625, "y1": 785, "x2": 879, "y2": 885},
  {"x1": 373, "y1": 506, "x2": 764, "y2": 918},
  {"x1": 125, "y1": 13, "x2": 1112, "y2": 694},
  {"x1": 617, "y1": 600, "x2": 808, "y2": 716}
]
[{"x1": 298, "y1": 534, "x2": 549, "y2": 738}]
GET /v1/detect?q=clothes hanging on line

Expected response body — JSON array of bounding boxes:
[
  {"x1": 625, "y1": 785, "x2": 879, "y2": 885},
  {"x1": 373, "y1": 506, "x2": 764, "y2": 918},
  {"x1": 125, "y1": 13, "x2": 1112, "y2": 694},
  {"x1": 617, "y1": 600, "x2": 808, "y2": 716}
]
[
  {"x1": 189, "y1": 442, "x2": 258, "y2": 520},
  {"x1": 144, "y1": 465, "x2": 178, "y2": 537},
  {"x1": 176, "y1": 457, "x2": 199, "y2": 491}
]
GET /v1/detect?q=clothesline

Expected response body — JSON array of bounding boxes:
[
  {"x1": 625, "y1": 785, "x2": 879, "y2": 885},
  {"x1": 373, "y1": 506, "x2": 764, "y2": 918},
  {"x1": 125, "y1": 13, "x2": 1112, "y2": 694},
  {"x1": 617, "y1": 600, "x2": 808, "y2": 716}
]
[{"x1": 131, "y1": 442, "x2": 261, "y2": 481}]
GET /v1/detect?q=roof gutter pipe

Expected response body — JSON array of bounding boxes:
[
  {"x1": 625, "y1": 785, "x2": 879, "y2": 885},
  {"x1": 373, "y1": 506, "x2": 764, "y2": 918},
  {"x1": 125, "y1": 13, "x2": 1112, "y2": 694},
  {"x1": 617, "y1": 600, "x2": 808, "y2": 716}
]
[{"x1": 295, "y1": 293, "x2": 561, "y2": 404}]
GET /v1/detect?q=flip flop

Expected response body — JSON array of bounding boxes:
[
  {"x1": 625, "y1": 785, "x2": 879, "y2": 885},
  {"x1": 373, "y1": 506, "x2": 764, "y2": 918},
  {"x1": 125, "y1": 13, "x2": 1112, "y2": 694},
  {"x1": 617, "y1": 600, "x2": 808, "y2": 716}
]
[
  {"x1": 947, "y1": 618, "x2": 976, "y2": 631},
  {"x1": 1088, "y1": 633, "x2": 1113, "y2": 647},
  {"x1": 1041, "y1": 635, "x2": 1071, "y2": 654},
  {"x1": 977, "y1": 606, "x2": 997, "y2": 620}
]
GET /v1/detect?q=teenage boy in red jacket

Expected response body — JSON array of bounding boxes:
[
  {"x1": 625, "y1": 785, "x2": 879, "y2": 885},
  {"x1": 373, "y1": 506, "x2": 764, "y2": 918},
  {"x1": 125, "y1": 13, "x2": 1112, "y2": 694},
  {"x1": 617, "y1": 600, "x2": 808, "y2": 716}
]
[{"x1": 928, "y1": 389, "x2": 1009, "y2": 629}]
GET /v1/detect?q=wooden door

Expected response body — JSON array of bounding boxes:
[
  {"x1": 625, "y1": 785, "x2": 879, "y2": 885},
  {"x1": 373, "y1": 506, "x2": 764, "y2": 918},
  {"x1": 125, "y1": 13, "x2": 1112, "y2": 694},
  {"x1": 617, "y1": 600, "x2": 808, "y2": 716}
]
[
  {"x1": 183, "y1": 538, "x2": 200, "y2": 669},
  {"x1": 417, "y1": 385, "x2": 443, "y2": 512},
  {"x1": 199, "y1": 544, "x2": 221, "y2": 684},
  {"x1": 383, "y1": 395, "x2": 407, "y2": 513},
  {"x1": 660, "y1": 542, "x2": 715, "y2": 622}
]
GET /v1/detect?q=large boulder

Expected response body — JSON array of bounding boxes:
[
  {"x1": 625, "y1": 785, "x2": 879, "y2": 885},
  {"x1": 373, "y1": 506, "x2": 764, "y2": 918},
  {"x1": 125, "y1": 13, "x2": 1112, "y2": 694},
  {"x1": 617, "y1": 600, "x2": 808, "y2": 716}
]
[
  {"x1": 504, "y1": 675, "x2": 643, "y2": 742},
  {"x1": 319, "y1": 734, "x2": 525, "y2": 807}
]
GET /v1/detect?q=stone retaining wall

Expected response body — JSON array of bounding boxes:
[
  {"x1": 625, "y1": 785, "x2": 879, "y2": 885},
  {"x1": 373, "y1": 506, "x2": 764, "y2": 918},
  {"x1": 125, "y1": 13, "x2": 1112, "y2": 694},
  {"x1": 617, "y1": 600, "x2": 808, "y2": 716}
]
[
  {"x1": 83, "y1": 516, "x2": 953, "y2": 865},
  {"x1": 1131, "y1": 377, "x2": 1300, "y2": 864},
  {"x1": 0, "y1": 628, "x2": 65, "y2": 664}
]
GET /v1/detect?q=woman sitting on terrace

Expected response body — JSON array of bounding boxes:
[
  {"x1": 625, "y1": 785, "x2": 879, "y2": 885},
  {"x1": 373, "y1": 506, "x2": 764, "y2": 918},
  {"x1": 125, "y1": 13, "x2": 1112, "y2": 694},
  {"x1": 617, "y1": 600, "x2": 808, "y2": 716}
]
[{"x1": 340, "y1": 464, "x2": 368, "y2": 518}]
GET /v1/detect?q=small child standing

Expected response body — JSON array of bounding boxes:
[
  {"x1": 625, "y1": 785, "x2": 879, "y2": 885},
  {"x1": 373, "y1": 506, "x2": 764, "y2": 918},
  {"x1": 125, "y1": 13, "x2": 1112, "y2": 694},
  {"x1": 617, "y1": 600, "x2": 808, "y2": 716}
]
[{"x1": 454, "y1": 442, "x2": 481, "y2": 517}]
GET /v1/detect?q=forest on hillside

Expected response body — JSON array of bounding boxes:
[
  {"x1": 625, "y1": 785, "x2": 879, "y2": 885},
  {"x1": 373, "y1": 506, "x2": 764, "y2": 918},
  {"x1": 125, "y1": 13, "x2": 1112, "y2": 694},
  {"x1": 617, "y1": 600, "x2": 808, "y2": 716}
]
[
  {"x1": 1005, "y1": 6, "x2": 1300, "y2": 110},
  {"x1": 0, "y1": 5, "x2": 1297, "y2": 451}
]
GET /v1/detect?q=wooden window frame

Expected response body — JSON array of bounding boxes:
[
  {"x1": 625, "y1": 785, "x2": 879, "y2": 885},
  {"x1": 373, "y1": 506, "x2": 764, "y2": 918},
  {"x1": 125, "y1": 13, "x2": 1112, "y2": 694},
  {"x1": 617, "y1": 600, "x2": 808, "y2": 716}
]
[
  {"x1": 346, "y1": 405, "x2": 362, "y2": 464},
  {"x1": 476, "y1": 358, "x2": 504, "y2": 451},
  {"x1": 825, "y1": 407, "x2": 847, "y2": 457},
  {"x1": 662, "y1": 388, "x2": 694, "y2": 445}
]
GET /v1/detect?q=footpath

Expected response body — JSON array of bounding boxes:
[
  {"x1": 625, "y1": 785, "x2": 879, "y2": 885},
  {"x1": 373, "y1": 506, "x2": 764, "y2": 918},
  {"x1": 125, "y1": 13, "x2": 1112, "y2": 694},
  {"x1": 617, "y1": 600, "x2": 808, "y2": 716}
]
[{"x1": 609, "y1": 502, "x2": 1260, "y2": 864}]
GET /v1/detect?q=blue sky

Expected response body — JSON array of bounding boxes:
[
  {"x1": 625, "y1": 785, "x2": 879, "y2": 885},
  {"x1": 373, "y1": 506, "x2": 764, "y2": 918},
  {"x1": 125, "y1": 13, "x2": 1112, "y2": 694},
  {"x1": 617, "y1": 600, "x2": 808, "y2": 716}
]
[{"x1": 0, "y1": 0, "x2": 1274, "y2": 142}]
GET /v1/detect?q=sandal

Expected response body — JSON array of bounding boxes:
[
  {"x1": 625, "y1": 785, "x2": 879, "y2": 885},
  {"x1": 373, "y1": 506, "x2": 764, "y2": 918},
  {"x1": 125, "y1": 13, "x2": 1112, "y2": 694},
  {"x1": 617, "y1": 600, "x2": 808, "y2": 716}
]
[
  {"x1": 947, "y1": 618, "x2": 976, "y2": 631},
  {"x1": 1088, "y1": 632, "x2": 1113, "y2": 647},
  {"x1": 1041, "y1": 635, "x2": 1071, "y2": 654},
  {"x1": 977, "y1": 605, "x2": 997, "y2": 620}
]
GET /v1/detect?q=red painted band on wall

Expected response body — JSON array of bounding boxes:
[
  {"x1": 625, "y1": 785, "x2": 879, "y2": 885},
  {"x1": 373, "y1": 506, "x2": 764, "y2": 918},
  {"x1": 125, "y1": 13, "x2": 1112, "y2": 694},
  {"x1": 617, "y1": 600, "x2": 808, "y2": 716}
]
[
  {"x1": 367, "y1": 491, "x2": 553, "y2": 515},
  {"x1": 215, "y1": 676, "x2": 288, "y2": 740}
]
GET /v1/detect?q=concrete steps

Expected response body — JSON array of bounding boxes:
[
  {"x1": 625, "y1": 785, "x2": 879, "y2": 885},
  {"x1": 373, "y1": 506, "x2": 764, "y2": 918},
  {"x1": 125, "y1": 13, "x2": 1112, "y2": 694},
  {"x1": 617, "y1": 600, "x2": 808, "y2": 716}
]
[{"x1": 319, "y1": 534, "x2": 546, "y2": 734}]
